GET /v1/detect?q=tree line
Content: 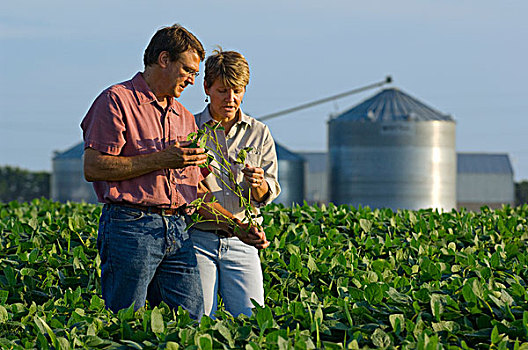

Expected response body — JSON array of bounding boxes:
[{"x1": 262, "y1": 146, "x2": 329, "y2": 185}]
[{"x1": 0, "y1": 166, "x2": 50, "y2": 203}]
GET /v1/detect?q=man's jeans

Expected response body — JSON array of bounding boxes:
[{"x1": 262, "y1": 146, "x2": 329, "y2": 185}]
[
  {"x1": 190, "y1": 228, "x2": 264, "y2": 318},
  {"x1": 98, "y1": 204, "x2": 204, "y2": 320}
]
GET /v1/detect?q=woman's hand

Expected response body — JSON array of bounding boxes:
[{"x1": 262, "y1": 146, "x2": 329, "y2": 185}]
[
  {"x1": 242, "y1": 164, "x2": 270, "y2": 202},
  {"x1": 242, "y1": 165, "x2": 265, "y2": 188},
  {"x1": 231, "y1": 219, "x2": 269, "y2": 249}
]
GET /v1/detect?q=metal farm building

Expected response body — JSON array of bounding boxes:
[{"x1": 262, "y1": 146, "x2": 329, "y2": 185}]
[
  {"x1": 51, "y1": 142, "x2": 97, "y2": 203},
  {"x1": 328, "y1": 88, "x2": 457, "y2": 211},
  {"x1": 275, "y1": 143, "x2": 305, "y2": 205},
  {"x1": 298, "y1": 151, "x2": 328, "y2": 205},
  {"x1": 457, "y1": 153, "x2": 515, "y2": 210}
]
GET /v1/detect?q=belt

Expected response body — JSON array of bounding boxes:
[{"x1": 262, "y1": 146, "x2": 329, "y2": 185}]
[{"x1": 111, "y1": 202, "x2": 187, "y2": 216}]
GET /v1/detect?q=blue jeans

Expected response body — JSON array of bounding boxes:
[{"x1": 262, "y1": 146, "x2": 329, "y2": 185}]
[
  {"x1": 190, "y1": 228, "x2": 264, "y2": 318},
  {"x1": 97, "y1": 204, "x2": 204, "y2": 320}
]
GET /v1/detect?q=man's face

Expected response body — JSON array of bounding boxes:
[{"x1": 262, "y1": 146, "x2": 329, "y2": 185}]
[
  {"x1": 166, "y1": 50, "x2": 201, "y2": 98},
  {"x1": 205, "y1": 78, "x2": 246, "y2": 122}
]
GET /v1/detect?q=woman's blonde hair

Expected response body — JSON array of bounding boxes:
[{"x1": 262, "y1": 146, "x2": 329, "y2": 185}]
[{"x1": 204, "y1": 48, "x2": 250, "y2": 88}]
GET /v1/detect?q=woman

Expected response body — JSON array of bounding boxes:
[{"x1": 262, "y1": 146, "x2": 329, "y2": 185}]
[{"x1": 190, "y1": 49, "x2": 281, "y2": 318}]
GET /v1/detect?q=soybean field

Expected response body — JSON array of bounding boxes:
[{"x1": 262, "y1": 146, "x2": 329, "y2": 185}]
[{"x1": 1, "y1": 199, "x2": 528, "y2": 349}]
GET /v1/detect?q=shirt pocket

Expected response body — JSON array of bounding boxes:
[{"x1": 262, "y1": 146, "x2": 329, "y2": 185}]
[
  {"x1": 235, "y1": 147, "x2": 261, "y2": 167},
  {"x1": 247, "y1": 149, "x2": 262, "y2": 171},
  {"x1": 232, "y1": 147, "x2": 261, "y2": 185}
]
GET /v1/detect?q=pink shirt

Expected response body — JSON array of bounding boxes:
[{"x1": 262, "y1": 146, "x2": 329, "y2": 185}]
[{"x1": 81, "y1": 72, "x2": 202, "y2": 208}]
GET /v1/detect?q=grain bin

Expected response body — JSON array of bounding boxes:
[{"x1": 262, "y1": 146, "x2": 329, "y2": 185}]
[
  {"x1": 328, "y1": 88, "x2": 456, "y2": 211},
  {"x1": 275, "y1": 143, "x2": 305, "y2": 205},
  {"x1": 51, "y1": 142, "x2": 97, "y2": 203}
]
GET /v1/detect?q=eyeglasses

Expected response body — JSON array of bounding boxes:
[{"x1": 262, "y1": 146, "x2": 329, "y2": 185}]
[{"x1": 182, "y1": 65, "x2": 199, "y2": 78}]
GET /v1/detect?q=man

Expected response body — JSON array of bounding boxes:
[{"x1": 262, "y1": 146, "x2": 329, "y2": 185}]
[{"x1": 81, "y1": 24, "x2": 267, "y2": 320}]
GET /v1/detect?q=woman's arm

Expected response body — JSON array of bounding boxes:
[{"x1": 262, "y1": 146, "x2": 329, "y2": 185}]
[{"x1": 243, "y1": 125, "x2": 281, "y2": 204}]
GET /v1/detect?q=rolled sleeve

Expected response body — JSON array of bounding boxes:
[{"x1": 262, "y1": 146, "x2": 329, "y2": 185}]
[{"x1": 81, "y1": 90, "x2": 126, "y2": 155}]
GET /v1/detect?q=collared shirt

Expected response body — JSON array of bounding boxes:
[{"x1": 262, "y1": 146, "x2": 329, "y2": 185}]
[
  {"x1": 81, "y1": 72, "x2": 203, "y2": 208},
  {"x1": 194, "y1": 106, "x2": 281, "y2": 229}
]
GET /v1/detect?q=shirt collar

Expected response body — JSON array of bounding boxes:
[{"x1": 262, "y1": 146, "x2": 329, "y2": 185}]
[
  {"x1": 196, "y1": 105, "x2": 214, "y2": 128},
  {"x1": 131, "y1": 72, "x2": 176, "y2": 110},
  {"x1": 238, "y1": 110, "x2": 252, "y2": 126},
  {"x1": 197, "y1": 105, "x2": 251, "y2": 129}
]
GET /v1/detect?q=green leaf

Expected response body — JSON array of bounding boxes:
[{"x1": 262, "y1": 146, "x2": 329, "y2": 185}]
[
  {"x1": 314, "y1": 305, "x2": 323, "y2": 325},
  {"x1": 359, "y1": 219, "x2": 372, "y2": 233},
  {"x1": 420, "y1": 258, "x2": 441, "y2": 281},
  {"x1": 364, "y1": 283, "x2": 383, "y2": 304},
  {"x1": 0, "y1": 290, "x2": 8, "y2": 305},
  {"x1": 57, "y1": 337, "x2": 70, "y2": 350},
  {"x1": 432, "y1": 321, "x2": 457, "y2": 333},
  {"x1": 256, "y1": 305, "x2": 273, "y2": 331},
  {"x1": 151, "y1": 307, "x2": 165, "y2": 334},
  {"x1": 215, "y1": 321, "x2": 235, "y2": 348},
  {"x1": 471, "y1": 278, "x2": 485, "y2": 300},
  {"x1": 117, "y1": 303, "x2": 135, "y2": 322},
  {"x1": 4, "y1": 266, "x2": 16, "y2": 286},
  {"x1": 389, "y1": 314, "x2": 404, "y2": 333},
  {"x1": 307, "y1": 254, "x2": 318, "y2": 272},
  {"x1": 187, "y1": 132, "x2": 197, "y2": 141},
  {"x1": 196, "y1": 334, "x2": 213, "y2": 350},
  {"x1": 89, "y1": 295, "x2": 105, "y2": 311},
  {"x1": 371, "y1": 328, "x2": 391, "y2": 348},
  {"x1": 235, "y1": 147, "x2": 253, "y2": 164},
  {"x1": 491, "y1": 325, "x2": 500, "y2": 344},
  {"x1": 245, "y1": 342, "x2": 260, "y2": 350},
  {"x1": 462, "y1": 282, "x2": 477, "y2": 304},
  {"x1": 34, "y1": 315, "x2": 58, "y2": 348},
  {"x1": 166, "y1": 342, "x2": 180, "y2": 350},
  {"x1": 0, "y1": 305, "x2": 8, "y2": 323}
]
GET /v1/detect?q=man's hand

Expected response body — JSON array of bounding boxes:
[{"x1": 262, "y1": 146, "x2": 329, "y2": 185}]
[
  {"x1": 160, "y1": 141, "x2": 208, "y2": 169},
  {"x1": 232, "y1": 220, "x2": 269, "y2": 250}
]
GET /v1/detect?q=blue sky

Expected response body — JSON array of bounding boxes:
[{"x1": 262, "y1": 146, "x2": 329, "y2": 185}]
[{"x1": 1, "y1": 1, "x2": 527, "y2": 180}]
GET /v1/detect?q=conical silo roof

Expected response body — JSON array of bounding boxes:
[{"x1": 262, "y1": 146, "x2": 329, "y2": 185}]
[
  {"x1": 276, "y1": 143, "x2": 304, "y2": 161},
  {"x1": 334, "y1": 87, "x2": 453, "y2": 122},
  {"x1": 53, "y1": 142, "x2": 84, "y2": 160}
]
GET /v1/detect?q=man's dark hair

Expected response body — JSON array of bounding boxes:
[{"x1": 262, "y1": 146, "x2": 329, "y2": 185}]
[{"x1": 143, "y1": 24, "x2": 205, "y2": 67}]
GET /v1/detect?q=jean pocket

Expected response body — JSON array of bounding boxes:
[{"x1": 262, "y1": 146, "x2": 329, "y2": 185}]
[{"x1": 110, "y1": 207, "x2": 145, "y2": 222}]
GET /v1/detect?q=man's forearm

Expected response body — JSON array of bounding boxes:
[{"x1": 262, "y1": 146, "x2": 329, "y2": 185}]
[
  {"x1": 84, "y1": 144, "x2": 207, "y2": 182},
  {"x1": 84, "y1": 148, "x2": 163, "y2": 181}
]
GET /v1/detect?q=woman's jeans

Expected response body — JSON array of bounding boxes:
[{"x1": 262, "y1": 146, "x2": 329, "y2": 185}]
[
  {"x1": 190, "y1": 228, "x2": 264, "y2": 318},
  {"x1": 97, "y1": 204, "x2": 204, "y2": 320}
]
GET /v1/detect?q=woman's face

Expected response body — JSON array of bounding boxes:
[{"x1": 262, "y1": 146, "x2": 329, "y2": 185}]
[{"x1": 205, "y1": 78, "x2": 246, "y2": 122}]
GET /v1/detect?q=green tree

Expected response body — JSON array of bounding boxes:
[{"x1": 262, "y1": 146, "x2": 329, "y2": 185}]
[
  {"x1": 515, "y1": 181, "x2": 528, "y2": 206},
  {"x1": 0, "y1": 166, "x2": 50, "y2": 202}
]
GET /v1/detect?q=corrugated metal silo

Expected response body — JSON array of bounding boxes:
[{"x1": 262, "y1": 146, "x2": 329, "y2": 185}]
[
  {"x1": 328, "y1": 88, "x2": 456, "y2": 211},
  {"x1": 275, "y1": 143, "x2": 305, "y2": 205},
  {"x1": 51, "y1": 142, "x2": 97, "y2": 203}
]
